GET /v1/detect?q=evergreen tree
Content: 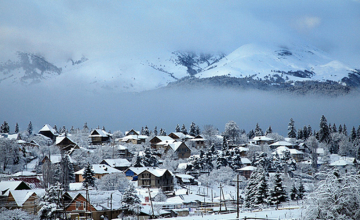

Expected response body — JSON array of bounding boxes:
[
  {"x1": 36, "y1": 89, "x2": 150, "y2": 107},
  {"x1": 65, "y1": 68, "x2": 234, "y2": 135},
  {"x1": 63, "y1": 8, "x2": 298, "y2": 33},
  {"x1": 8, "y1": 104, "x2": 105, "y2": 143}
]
[
  {"x1": 189, "y1": 122, "x2": 196, "y2": 136},
  {"x1": 27, "y1": 121, "x2": 33, "y2": 135},
  {"x1": 143, "y1": 148, "x2": 159, "y2": 167},
  {"x1": 181, "y1": 124, "x2": 188, "y2": 135},
  {"x1": 0, "y1": 121, "x2": 10, "y2": 133},
  {"x1": 307, "y1": 125, "x2": 312, "y2": 136},
  {"x1": 351, "y1": 126, "x2": 357, "y2": 142},
  {"x1": 175, "y1": 124, "x2": 180, "y2": 132},
  {"x1": 343, "y1": 124, "x2": 348, "y2": 136},
  {"x1": 121, "y1": 184, "x2": 141, "y2": 216},
  {"x1": 144, "y1": 126, "x2": 149, "y2": 136},
  {"x1": 265, "y1": 126, "x2": 273, "y2": 135},
  {"x1": 38, "y1": 184, "x2": 62, "y2": 219},
  {"x1": 298, "y1": 179, "x2": 305, "y2": 200},
  {"x1": 248, "y1": 129, "x2": 255, "y2": 139},
  {"x1": 331, "y1": 123, "x2": 337, "y2": 133},
  {"x1": 319, "y1": 115, "x2": 330, "y2": 143},
  {"x1": 357, "y1": 126, "x2": 360, "y2": 140},
  {"x1": 222, "y1": 136, "x2": 228, "y2": 152},
  {"x1": 102, "y1": 126, "x2": 106, "y2": 131},
  {"x1": 328, "y1": 123, "x2": 332, "y2": 133},
  {"x1": 303, "y1": 126, "x2": 308, "y2": 139},
  {"x1": 290, "y1": 183, "x2": 298, "y2": 200},
  {"x1": 338, "y1": 124, "x2": 343, "y2": 134},
  {"x1": 14, "y1": 123, "x2": 19, "y2": 134},
  {"x1": 254, "y1": 123, "x2": 264, "y2": 136},
  {"x1": 195, "y1": 125, "x2": 201, "y2": 136},
  {"x1": 53, "y1": 125, "x2": 58, "y2": 134},
  {"x1": 82, "y1": 163, "x2": 95, "y2": 187},
  {"x1": 245, "y1": 167, "x2": 268, "y2": 207},
  {"x1": 60, "y1": 154, "x2": 75, "y2": 191},
  {"x1": 140, "y1": 127, "x2": 144, "y2": 135},
  {"x1": 154, "y1": 126, "x2": 158, "y2": 136},
  {"x1": 269, "y1": 171, "x2": 287, "y2": 208},
  {"x1": 297, "y1": 129, "x2": 303, "y2": 140},
  {"x1": 287, "y1": 118, "x2": 297, "y2": 138},
  {"x1": 133, "y1": 156, "x2": 143, "y2": 167},
  {"x1": 82, "y1": 123, "x2": 89, "y2": 133}
]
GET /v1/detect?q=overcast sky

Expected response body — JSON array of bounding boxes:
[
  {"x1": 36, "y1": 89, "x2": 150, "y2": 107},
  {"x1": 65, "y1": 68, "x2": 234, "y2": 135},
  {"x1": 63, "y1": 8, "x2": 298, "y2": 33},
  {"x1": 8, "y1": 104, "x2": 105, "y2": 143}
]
[
  {"x1": 1, "y1": 0, "x2": 360, "y2": 67},
  {"x1": 1, "y1": 1, "x2": 360, "y2": 134}
]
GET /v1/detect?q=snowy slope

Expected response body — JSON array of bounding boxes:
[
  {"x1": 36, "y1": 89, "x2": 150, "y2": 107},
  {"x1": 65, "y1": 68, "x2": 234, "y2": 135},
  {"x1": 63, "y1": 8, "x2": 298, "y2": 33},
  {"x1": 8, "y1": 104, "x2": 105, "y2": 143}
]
[{"x1": 197, "y1": 43, "x2": 355, "y2": 83}]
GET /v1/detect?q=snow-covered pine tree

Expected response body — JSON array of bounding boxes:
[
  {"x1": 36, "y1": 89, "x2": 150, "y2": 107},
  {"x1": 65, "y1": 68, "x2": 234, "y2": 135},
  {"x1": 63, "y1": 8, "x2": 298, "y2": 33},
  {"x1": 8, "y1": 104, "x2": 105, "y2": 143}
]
[
  {"x1": 60, "y1": 154, "x2": 75, "y2": 191},
  {"x1": 189, "y1": 122, "x2": 196, "y2": 136},
  {"x1": 297, "y1": 129, "x2": 303, "y2": 140},
  {"x1": 144, "y1": 126, "x2": 149, "y2": 136},
  {"x1": 332, "y1": 123, "x2": 337, "y2": 133},
  {"x1": 298, "y1": 179, "x2": 305, "y2": 200},
  {"x1": 82, "y1": 122, "x2": 89, "y2": 133},
  {"x1": 82, "y1": 163, "x2": 95, "y2": 187},
  {"x1": 351, "y1": 126, "x2": 357, "y2": 142},
  {"x1": 140, "y1": 127, "x2": 144, "y2": 135},
  {"x1": 248, "y1": 130, "x2": 255, "y2": 139},
  {"x1": 27, "y1": 121, "x2": 33, "y2": 135},
  {"x1": 222, "y1": 136, "x2": 228, "y2": 153},
  {"x1": 319, "y1": 115, "x2": 330, "y2": 143},
  {"x1": 307, "y1": 125, "x2": 312, "y2": 136},
  {"x1": 287, "y1": 118, "x2": 296, "y2": 138},
  {"x1": 357, "y1": 125, "x2": 360, "y2": 140},
  {"x1": 269, "y1": 171, "x2": 287, "y2": 208},
  {"x1": 133, "y1": 156, "x2": 143, "y2": 167},
  {"x1": 38, "y1": 184, "x2": 62, "y2": 219},
  {"x1": 254, "y1": 168, "x2": 268, "y2": 205},
  {"x1": 290, "y1": 183, "x2": 298, "y2": 200},
  {"x1": 343, "y1": 124, "x2": 348, "y2": 136},
  {"x1": 303, "y1": 126, "x2": 308, "y2": 139},
  {"x1": 181, "y1": 124, "x2": 188, "y2": 135},
  {"x1": 254, "y1": 123, "x2": 264, "y2": 136},
  {"x1": 175, "y1": 124, "x2": 180, "y2": 132},
  {"x1": 244, "y1": 166, "x2": 268, "y2": 207},
  {"x1": 265, "y1": 126, "x2": 273, "y2": 135},
  {"x1": 154, "y1": 126, "x2": 158, "y2": 136},
  {"x1": 14, "y1": 122, "x2": 19, "y2": 134},
  {"x1": 195, "y1": 125, "x2": 201, "y2": 136},
  {"x1": 154, "y1": 188, "x2": 167, "y2": 202},
  {"x1": 338, "y1": 124, "x2": 343, "y2": 134},
  {"x1": 121, "y1": 184, "x2": 141, "y2": 216}
]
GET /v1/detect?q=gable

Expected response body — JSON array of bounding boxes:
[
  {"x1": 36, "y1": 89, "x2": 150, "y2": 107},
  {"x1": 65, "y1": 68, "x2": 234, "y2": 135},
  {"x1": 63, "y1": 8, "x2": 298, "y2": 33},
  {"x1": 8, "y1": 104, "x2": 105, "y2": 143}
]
[{"x1": 91, "y1": 130, "x2": 100, "y2": 135}]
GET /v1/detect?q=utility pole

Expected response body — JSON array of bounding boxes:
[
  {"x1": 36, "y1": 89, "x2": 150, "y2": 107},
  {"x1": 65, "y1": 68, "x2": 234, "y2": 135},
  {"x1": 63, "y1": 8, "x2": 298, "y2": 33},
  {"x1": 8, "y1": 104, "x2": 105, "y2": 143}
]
[
  {"x1": 148, "y1": 188, "x2": 155, "y2": 218},
  {"x1": 219, "y1": 184, "x2": 222, "y2": 214},
  {"x1": 110, "y1": 192, "x2": 113, "y2": 220},
  {"x1": 232, "y1": 174, "x2": 242, "y2": 218}
]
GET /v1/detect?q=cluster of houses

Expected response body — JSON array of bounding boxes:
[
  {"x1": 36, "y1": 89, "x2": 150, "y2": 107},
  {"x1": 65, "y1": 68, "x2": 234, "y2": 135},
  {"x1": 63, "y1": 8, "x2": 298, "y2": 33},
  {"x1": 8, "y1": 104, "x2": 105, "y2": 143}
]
[{"x1": 0, "y1": 124, "x2": 356, "y2": 219}]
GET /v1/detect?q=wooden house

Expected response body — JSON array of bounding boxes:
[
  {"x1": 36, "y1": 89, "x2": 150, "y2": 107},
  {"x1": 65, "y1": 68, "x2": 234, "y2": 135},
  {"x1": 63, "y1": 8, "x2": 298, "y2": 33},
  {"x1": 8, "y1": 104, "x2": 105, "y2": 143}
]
[
  {"x1": 74, "y1": 164, "x2": 122, "y2": 182},
  {"x1": 189, "y1": 135, "x2": 206, "y2": 148},
  {"x1": 89, "y1": 129, "x2": 112, "y2": 145},
  {"x1": 100, "y1": 158, "x2": 131, "y2": 171},
  {"x1": 55, "y1": 135, "x2": 79, "y2": 153},
  {"x1": 167, "y1": 142, "x2": 191, "y2": 159},
  {"x1": 117, "y1": 145, "x2": 133, "y2": 160},
  {"x1": 137, "y1": 168, "x2": 174, "y2": 192},
  {"x1": 149, "y1": 136, "x2": 175, "y2": 149},
  {"x1": 168, "y1": 132, "x2": 194, "y2": 142},
  {"x1": 237, "y1": 166, "x2": 256, "y2": 179},
  {"x1": 6, "y1": 189, "x2": 45, "y2": 214},
  {"x1": 249, "y1": 136, "x2": 275, "y2": 145},
  {"x1": 124, "y1": 129, "x2": 140, "y2": 136},
  {"x1": 65, "y1": 193, "x2": 96, "y2": 220},
  {"x1": 38, "y1": 124, "x2": 57, "y2": 141},
  {"x1": 120, "y1": 135, "x2": 148, "y2": 144}
]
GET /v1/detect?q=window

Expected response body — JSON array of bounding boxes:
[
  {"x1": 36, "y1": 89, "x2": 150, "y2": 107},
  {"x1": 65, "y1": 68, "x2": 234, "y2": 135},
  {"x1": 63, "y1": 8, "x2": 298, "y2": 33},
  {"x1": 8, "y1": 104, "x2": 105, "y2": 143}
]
[{"x1": 76, "y1": 201, "x2": 81, "y2": 209}]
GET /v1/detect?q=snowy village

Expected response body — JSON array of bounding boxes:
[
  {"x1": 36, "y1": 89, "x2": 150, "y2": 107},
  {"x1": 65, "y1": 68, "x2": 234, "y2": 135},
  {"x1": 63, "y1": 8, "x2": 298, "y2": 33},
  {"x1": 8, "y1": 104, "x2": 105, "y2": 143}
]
[{"x1": 0, "y1": 116, "x2": 360, "y2": 220}]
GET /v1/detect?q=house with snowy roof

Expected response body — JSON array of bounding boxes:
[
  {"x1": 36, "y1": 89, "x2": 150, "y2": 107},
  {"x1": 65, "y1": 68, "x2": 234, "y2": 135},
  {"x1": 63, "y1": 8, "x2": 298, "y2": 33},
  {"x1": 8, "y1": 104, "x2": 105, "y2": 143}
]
[
  {"x1": 5, "y1": 189, "x2": 45, "y2": 214},
  {"x1": 149, "y1": 136, "x2": 175, "y2": 150},
  {"x1": 166, "y1": 142, "x2": 191, "y2": 159},
  {"x1": 175, "y1": 174, "x2": 197, "y2": 185},
  {"x1": 124, "y1": 129, "x2": 140, "y2": 136},
  {"x1": 272, "y1": 146, "x2": 304, "y2": 162},
  {"x1": 74, "y1": 164, "x2": 122, "y2": 182},
  {"x1": 249, "y1": 136, "x2": 275, "y2": 145},
  {"x1": 237, "y1": 166, "x2": 256, "y2": 179},
  {"x1": 89, "y1": 129, "x2": 112, "y2": 145},
  {"x1": 119, "y1": 134, "x2": 148, "y2": 144},
  {"x1": 269, "y1": 140, "x2": 296, "y2": 150},
  {"x1": 55, "y1": 134, "x2": 79, "y2": 153},
  {"x1": 0, "y1": 181, "x2": 31, "y2": 208},
  {"x1": 100, "y1": 158, "x2": 131, "y2": 171},
  {"x1": 38, "y1": 124, "x2": 58, "y2": 141},
  {"x1": 168, "y1": 132, "x2": 194, "y2": 141},
  {"x1": 188, "y1": 135, "x2": 206, "y2": 148},
  {"x1": 137, "y1": 168, "x2": 174, "y2": 192}
]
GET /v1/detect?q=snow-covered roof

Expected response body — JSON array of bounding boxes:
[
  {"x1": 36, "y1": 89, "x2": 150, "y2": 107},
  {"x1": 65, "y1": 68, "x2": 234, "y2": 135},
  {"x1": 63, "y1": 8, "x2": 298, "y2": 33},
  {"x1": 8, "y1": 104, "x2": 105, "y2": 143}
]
[
  {"x1": 238, "y1": 165, "x2": 256, "y2": 171},
  {"x1": 330, "y1": 159, "x2": 353, "y2": 166},
  {"x1": 238, "y1": 147, "x2": 249, "y2": 152},
  {"x1": 270, "y1": 141, "x2": 294, "y2": 147},
  {"x1": 168, "y1": 142, "x2": 185, "y2": 151},
  {"x1": 0, "y1": 181, "x2": 30, "y2": 196},
  {"x1": 39, "y1": 124, "x2": 56, "y2": 134},
  {"x1": 316, "y1": 148, "x2": 325, "y2": 154},
  {"x1": 169, "y1": 132, "x2": 186, "y2": 139},
  {"x1": 124, "y1": 130, "x2": 140, "y2": 136},
  {"x1": 121, "y1": 135, "x2": 148, "y2": 141},
  {"x1": 117, "y1": 145, "x2": 128, "y2": 150},
  {"x1": 251, "y1": 136, "x2": 274, "y2": 141},
  {"x1": 69, "y1": 183, "x2": 84, "y2": 191},
  {"x1": 175, "y1": 174, "x2": 195, "y2": 180},
  {"x1": 138, "y1": 167, "x2": 172, "y2": 177},
  {"x1": 7, "y1": 133, "x2": 19, "y2": 140},
  {"x1": 272, "y1": 146, "x2": 303, "y2": 155},
  {"x1": 12, "y1": 171, "x2": 37, "y2": 177},
  {"x1": 101, "y1": 158, "x2": 131, "y2": 168},
  {"x1": 75, "y1": 164, "x2": 122, "y2": 175},
  {"x1": 177, "y1": 163, "x2": 188, "y2": 170},
  {"x1": 89, "y1": 129, "x2": 112, "y2": 137},
  {"x1": 55, "y1": 135, "x2": 77, "y2": 145},
  {"x1": 9, "y1": 189, "x2": 45, "y2": 207},
  {"x1": 241, "y1": 158, "x2": 251, "y2": 164},
  {"x1": 45, "y1": 154, "x2": 74, "y2": 164},
  {"x1": 156, "y1": 136, "x2": 174, "y2": 142},
  {"x1": 67, "y1": 190, "x2": 122, "y2": 210}
]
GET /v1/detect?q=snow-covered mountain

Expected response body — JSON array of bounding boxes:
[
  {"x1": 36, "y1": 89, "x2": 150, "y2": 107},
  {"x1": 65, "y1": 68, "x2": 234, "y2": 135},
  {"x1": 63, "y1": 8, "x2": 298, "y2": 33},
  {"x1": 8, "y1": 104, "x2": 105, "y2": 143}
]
[
  {"x1": 1, "y1": 43, "x2": 359, "y2": 94},
  {"x1": 197, "y1": 43, "x2": 359, "y2": 85}
]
